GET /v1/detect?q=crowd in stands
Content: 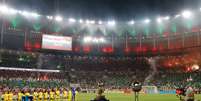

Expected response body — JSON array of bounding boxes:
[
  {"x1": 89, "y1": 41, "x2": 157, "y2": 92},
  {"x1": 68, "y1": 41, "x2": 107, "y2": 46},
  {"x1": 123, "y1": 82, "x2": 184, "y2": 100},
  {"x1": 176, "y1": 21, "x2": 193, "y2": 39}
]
[
  {"x1": 0, "y1": 49, "x2": 201, "y2": 93},
  {"x1": 0, "y1": 70, "x2": 67, "y2": 88}
]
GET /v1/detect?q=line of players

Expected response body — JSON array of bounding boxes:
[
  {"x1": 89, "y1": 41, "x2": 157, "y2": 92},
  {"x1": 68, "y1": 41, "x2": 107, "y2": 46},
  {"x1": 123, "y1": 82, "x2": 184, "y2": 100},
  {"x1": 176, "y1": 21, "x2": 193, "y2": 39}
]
[{"x1": 1, "y1": 87, "x2": 77, "y2": 101}]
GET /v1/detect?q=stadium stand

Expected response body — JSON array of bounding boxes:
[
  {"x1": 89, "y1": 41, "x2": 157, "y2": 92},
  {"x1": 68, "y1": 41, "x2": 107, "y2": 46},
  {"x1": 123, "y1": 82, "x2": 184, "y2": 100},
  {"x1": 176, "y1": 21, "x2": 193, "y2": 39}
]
[{"x1": 0, "y1": 49, "x2": 200, "y2": 93}]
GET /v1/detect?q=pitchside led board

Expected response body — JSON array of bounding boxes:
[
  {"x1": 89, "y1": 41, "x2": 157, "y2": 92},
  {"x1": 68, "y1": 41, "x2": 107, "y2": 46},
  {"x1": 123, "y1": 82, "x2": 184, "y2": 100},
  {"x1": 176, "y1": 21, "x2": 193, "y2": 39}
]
[{"x1": 42, "y1": 34, "x2": 72, "y2": 51}]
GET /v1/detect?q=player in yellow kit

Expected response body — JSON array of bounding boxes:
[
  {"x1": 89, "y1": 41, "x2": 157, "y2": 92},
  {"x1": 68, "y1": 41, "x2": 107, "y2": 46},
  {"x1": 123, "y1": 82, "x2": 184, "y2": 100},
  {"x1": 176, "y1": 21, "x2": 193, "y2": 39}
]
[
  {"x1": 43, "y1": 89, "x2": 49, "y2": 101},
  {"x1": 63, "y1": 88, "x2": 68, "y2": 101},
  {"x1": 67, "y1": 89, "x2": 72, "y2": 101},
  {"x1": 49, "y1": 89, "x2": 55, "y2": 101},
  {"x1": 20, "y1": 89, "x2": 29, "y2": 101},
  {"x1": 4, "y1": 93, "x2": 9, "y2": 101},
  {"x1": 33, "y1": 89, "x2": 38, "y2": 101},
  {"x1": 8, "y1": 89, "x2": 13, "y2": 101},
  {"x1": 38, "y1": 89, "x2": 43, "y2": 101},
  {"x1": 75, "y1": 90, "x2": 78, "y2": 101},
  {"x1": 55, "y1": 88, "x2": 60, "y2": 101},
  {"x1": 24, "y1": 89, "x2": 30, "y2": 96},
  {"x1": 3, "y1": 89, "x2": 9, "y2": 101},
  {"x1": 17, "y1": 90, "x2": 24, "y2": 101},
  {"x1": 68, "y1": 87, "x2": 78, "y2": 101},
  {"x1": 0, "y1": 87, "x2": 80, "y2": 101}
]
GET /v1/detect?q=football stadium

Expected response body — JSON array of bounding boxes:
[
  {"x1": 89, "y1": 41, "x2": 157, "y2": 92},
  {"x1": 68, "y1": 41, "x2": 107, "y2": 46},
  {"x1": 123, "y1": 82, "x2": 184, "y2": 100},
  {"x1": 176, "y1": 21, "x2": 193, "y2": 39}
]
[{"x1": 0, "y1": 0, "x2": 201, "y2": 101}]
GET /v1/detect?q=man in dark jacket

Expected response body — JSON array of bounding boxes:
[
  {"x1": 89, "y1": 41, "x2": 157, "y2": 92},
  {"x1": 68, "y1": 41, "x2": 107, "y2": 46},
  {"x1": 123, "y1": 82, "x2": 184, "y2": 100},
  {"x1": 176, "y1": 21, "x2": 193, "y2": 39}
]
[{"x1": 91, "y1": 89, "x2": 109, "y2": 101}]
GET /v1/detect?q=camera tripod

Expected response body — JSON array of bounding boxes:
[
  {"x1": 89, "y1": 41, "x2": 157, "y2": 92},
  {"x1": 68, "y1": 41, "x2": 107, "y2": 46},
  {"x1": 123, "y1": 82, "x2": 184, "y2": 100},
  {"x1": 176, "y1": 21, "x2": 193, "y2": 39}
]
[{"x1": 134, "y1": 91, "x2": 139, "y2": 101}]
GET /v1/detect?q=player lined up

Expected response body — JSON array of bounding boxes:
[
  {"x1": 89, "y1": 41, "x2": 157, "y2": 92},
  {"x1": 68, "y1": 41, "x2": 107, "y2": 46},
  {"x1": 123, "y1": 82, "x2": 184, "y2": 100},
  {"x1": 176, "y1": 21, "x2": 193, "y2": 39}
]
[{"x1": 0, "y1": 87, "x2": 77, "y2": 101}]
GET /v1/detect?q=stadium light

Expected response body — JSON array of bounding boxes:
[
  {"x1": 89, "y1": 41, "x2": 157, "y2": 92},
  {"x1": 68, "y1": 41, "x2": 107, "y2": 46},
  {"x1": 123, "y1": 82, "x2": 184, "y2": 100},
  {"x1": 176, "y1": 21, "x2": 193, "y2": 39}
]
[
  {"x1": 157, "y1": 17, "x2": 162, "y2": 23},
  {"x1": 175, "y1": 14, "x2": 181, "y2": 18},
  {"x1": 84, "y1": 36, "x2": 106, "y2": 43},
  {"x1": 164, "y1": 16, "x2": 170, "y2": 20},
  {"x1": 18, "y1": 10, "x2": 22, "y2": 14},
  {"x1": 129, "y1": 20, "x2": 135, "y2": 25},
  {"x1": 83, "y1": 36, "x2": 92, "y2": 43},
  {"x1": 107, "y1": 20, "x2": 116, "y2": 26},
  {"x1": 0, "y1": 5, "x2": 18, "y2": 15},
  {"x1": 93, "y1": 38, "x2": 99, "y2": 43},
  {"x1": 99, "y1": 37, "x2": 106, "y2": 43},
  {"x1": 98, "y1": 21, "x2": 103, "y2": 25},
  {"x1": 30, "y1": 12, "x2": 40, "y2": 18},
  {"x1": 55, "y1": 16, "x2": 63, "y2": 22},
  {"x1": 21, "y1": 11, "x2": 40, "y2": 18},
  {"x1": 21, "y1": 11, "x2": 30, "y2": 17},
  {"x1": 8, "y1": 8, "x2": 18, "y2": 14},
  {"x1": 182, "y1": 10, "x2": 192, "y2": 19},
  {"x1": 144, "y1": 19, "x2": 150, "y2": 24},
  {"x1": 68, "y1": 18, "x2": 76, "y2": 23},
  {"x1": 0, "y1": 5, "x2": 9, "y2": 14},
  {"x1": 79, "y1": 19, "x2": 83, "y2": 23},
  {"x1": 86, "y1": 20, "x2": 90, "y2": 24},
  {"x1": 90, "y1": 20, "x2": 95, "y2": 24},
  {"x1": 0, "y1": 6, "x2": 18, "y2": 15},
  {"x1": 47, "y1": 16, "x2": 53, "y2": 20}
]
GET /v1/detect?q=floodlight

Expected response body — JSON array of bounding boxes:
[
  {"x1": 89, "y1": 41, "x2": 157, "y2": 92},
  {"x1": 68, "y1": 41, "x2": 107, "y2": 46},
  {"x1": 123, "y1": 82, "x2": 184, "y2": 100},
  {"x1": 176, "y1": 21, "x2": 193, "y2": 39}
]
[
  {"x1": 55, "y1": 16, "x2": 63, "y2": 22},
  {"x1": 157, "y1": 17, "x2": 162, "y2": 23},
  {"x1": 21, "y1": 11, "x2": 30, "y2": 17},
  {"x1": 98, "y1": 21, "x2": 103, "y2": 25},
  {"x1": 0, "y1": 5, "x2": 9, "y2": 13},
  {"x1": 144, "y1": 19, "x2": 150, "y2": 24},
  {"x1": 8, "y1": 8, "x2": 18, "y2": 14},
  {"x1": 129, "y1": 20, "x2": 135, "y2": 25},
  {"x1": 18, "y1": 10, "x2": 22, "y2": 14},
  {"x1": 30, "y1": 12, "x2": 40, "y2": 18},
  {"x1": 164, "y1": 16, "x2": 170, "y2": 20},
  {"x1": 86, "y1": 20, "x2": 90, "y2": 24},
  {"x1": 99, "y1": 37, "x2": 106, "y2": 43},
  {"x1": 68, "y1": 18, "x2": 76, "y2": 23},
  {"x1": 84, "y1": 36, "x2": 92, "y2": 43},
  {"x1": 47, "y1": 16, "x2": 53, "y2": 20},
  {"x1": 93, "y1": 38, "x2": 99, "y2": 43},
  {"x1": 182, "y1": 10, "x2": 192, "y2": 19},
  {"x1": 79, "y1": 19, "x2": 83, "y2": 23},
  {"x1": 107, "y1": 20, "x2": 116, "y2": 26},
  {"x1": 89, "y1": 20, "x2": 95, "y2": 24},
  {"x1": 175, "y1": 14, "x2": 181, "y2": 18}
]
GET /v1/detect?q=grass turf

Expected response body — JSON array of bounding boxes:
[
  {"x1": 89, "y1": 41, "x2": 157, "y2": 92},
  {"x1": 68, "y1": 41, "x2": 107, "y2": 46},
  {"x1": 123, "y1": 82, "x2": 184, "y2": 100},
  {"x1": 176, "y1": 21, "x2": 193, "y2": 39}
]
[{"x1": 76, "y1": 93, "x2": 201, "y2": 101}]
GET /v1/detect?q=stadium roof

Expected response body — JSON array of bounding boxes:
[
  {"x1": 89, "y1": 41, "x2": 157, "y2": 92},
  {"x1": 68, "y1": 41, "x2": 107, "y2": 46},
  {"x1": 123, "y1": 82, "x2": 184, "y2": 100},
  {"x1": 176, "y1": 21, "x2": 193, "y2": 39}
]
[{"x1": 5, "y1": 0, "x2": 201, "y2": 21}]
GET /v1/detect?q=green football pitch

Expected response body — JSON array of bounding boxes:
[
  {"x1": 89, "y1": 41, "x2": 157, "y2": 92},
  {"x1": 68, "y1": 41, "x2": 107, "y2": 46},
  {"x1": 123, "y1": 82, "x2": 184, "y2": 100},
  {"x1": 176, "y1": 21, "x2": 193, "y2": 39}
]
[{"x1": 76, "y1": 93, "x2": 201, "y2": 101}]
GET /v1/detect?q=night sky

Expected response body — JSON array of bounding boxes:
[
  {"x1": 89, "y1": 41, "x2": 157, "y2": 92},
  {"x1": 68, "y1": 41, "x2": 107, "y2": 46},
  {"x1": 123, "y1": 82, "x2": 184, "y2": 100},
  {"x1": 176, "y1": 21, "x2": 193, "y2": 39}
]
[{"x1": 3, "y1": 0, "x2": 201, "y2": 21}]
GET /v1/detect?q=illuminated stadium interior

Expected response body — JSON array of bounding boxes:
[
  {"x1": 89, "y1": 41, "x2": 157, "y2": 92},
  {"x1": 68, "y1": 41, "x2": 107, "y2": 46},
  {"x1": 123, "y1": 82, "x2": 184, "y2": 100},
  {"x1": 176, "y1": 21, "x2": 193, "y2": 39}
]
[{"x1": 0, "y1": 0, "x2": 201, "y2": 101}]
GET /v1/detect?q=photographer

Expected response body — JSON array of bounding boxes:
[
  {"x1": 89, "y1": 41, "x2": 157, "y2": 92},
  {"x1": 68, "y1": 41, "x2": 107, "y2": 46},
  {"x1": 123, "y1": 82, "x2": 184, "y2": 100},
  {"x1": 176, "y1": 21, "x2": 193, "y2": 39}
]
[{"x1": 91, "y1": 89, "x2": 109, "y2": 101}]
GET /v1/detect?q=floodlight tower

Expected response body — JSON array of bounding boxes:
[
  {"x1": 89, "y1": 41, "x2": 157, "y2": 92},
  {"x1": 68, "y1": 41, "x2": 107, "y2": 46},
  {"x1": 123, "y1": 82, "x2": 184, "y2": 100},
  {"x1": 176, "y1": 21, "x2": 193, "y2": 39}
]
[{"x1": 182, "y1": 10, "x2": 192, "y2": 19}]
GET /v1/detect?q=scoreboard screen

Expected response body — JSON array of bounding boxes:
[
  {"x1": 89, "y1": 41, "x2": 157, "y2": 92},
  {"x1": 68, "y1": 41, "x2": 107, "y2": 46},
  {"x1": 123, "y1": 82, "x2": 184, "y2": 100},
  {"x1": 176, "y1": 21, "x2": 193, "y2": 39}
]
[{"x1": 42, "y1": 34, "x2": 72, "y2": 51}]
